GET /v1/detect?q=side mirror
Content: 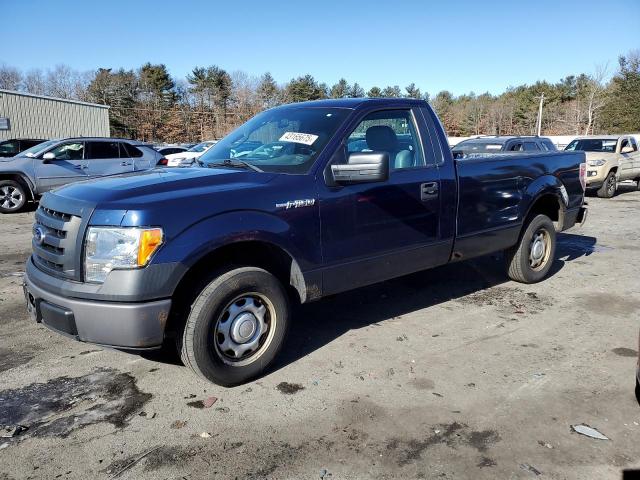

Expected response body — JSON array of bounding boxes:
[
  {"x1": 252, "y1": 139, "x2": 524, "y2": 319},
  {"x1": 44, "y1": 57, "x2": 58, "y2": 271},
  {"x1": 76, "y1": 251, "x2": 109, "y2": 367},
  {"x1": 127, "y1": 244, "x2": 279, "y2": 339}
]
[
  {"x1": 331, "y1": 152, "x2": 389, "y2": 184},
  {"x1": 42, "y1": 152, "x2": 55, "y2": 163},
  {"x1": 621, "y1": 145, "x2": 634, "y2": 154}
]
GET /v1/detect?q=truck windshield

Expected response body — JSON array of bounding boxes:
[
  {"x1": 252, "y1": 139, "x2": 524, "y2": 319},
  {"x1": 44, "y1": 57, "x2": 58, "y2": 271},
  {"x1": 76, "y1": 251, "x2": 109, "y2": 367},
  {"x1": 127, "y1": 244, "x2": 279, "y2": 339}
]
[
  {"x1": 198, "y1": 107, "x2": 349, "y2": 174},
  {"x1": 565, "y1": 139, "x2": 617, "y2": 152}
]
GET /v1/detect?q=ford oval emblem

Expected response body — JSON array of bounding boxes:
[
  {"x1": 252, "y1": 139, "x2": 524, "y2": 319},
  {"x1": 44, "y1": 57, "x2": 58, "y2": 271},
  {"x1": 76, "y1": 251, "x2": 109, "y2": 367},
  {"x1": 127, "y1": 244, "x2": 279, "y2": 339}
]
[{"x1": 33, "y1": 225, "x2": 46, "y2": 246}]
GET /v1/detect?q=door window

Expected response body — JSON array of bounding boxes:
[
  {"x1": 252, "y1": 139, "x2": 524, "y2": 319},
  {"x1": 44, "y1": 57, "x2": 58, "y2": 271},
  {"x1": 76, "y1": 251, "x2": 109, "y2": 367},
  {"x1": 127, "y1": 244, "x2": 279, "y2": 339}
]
[
  {"x1": 122, "y1": 143, "x2": 143, "y2": 157},
  {"x1": 347, "y1": 110, "x2": 425, "y2": 170},
  {"x1": 87, "y1": 141, "x2": 121, "y2": 159},
  {"x1": 523, "y1": 142, "x2": 540, "y2": 151},
  {"x1": 47, "y1": 142, "x2": 85, "y2": 160},
  {"x1": 620, "y1": 139, "x2": 629, "y2": 151},
  {"x1": 0, "y1": 141, "x2": 18, "y2": 155},
  {"x1": 508, "y1": 142, "x2": 523, "y2": 151},
  {"x1": 630, "y1": 138, "x2": 638, "y2": 151}
]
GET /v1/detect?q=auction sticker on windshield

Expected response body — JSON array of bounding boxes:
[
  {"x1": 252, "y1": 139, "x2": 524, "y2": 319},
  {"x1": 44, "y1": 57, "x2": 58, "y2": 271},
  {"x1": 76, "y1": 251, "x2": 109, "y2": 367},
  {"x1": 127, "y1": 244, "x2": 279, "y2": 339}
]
[{"x1": 279, "y1": 132, "x2": 319, "y2": 146}]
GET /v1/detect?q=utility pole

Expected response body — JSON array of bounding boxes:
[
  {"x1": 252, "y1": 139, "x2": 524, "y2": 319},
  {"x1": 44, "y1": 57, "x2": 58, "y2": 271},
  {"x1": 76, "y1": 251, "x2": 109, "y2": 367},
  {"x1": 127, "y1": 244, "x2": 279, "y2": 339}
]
[{"x1": 535, "y1": 93, "x2": 545, "y2": 136}]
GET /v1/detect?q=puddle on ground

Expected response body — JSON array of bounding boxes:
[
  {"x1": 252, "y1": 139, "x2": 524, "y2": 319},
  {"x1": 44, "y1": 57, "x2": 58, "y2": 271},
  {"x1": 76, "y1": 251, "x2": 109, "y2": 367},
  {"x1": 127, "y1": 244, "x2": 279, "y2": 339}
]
[{"x1": 0, "y1": 368, "x2": 151, "y2": 440}]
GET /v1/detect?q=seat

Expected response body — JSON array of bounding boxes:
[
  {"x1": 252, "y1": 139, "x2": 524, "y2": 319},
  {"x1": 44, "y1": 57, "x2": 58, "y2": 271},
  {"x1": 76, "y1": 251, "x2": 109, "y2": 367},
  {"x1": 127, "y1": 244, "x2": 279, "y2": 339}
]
[{"x1": 365, "y1": 125, "x2": 413, "y2": 169}]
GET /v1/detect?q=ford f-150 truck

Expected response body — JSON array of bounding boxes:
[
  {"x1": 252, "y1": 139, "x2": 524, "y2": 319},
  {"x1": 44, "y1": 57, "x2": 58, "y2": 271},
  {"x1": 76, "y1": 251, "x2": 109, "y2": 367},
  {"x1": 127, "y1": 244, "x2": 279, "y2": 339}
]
[{"x1": 23, "y1": 98, "x2": 587, "y2": 386}]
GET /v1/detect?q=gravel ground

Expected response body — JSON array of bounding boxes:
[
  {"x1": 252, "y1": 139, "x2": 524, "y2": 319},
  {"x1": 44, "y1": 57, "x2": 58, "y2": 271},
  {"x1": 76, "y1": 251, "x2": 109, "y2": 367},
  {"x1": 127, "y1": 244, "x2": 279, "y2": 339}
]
[{"x1": 0, "y1": 185, "x2": 639, "y2": 480}]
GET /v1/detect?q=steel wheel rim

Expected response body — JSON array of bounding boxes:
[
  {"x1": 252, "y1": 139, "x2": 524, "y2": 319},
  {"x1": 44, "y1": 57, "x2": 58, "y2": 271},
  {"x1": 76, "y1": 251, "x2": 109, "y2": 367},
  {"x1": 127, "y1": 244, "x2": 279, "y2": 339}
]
[
  {"x1": 0, "y1": 186, "x2": 24, "y2": 210},
  {"x1": 212, "y1": 292, "x2": 276, "y2": 367},
  {"x1": 529, "y1": 228, "x2": 551, "y2": 271},
  {"x1": 607, "y1": 175, "x2": 616, "y2": 195}
]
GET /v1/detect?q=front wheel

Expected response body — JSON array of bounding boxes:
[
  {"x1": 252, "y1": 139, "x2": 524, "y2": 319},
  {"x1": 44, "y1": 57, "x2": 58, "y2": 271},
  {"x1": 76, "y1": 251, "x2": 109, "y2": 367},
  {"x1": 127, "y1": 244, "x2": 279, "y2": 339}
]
[
  {"x1": 505, "y1": 214, "x2": 556, "y2": 283},
  {"x1": 596, "y1": 171, "x2": 616, "y2": 198},
  {"x1": 179, "y1": 266, "x2": 290, "y2": 386},
  {"x1": 0, "y1": 180, "x2": 27, "y2": 213}
]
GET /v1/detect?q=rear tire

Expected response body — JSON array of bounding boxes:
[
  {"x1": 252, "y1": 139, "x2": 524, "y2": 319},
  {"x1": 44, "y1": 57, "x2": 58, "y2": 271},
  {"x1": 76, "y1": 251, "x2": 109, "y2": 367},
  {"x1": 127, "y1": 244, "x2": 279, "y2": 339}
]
[
  {"x1": 178, "y1": 266, "x2": 289, "y2": 386},
  {"x1": 505, "y1": 214, "x2": 556, "y2": 283},
  {"x1": 0, "y1": 180, "x2": 27, "y2": 213},
  {"x1": 596, "y1": 171, "x2": 616, "y2": 198}
]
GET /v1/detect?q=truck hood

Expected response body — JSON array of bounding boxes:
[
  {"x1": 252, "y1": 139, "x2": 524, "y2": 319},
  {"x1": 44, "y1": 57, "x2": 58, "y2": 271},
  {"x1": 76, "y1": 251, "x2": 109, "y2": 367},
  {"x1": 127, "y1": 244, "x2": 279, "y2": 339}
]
[
  {"x1": 583, "y1": 151, "x2": 617, "y2": 161},
  {"x1": 52, "y1": 167, "x2": 276, "y2": 207}
]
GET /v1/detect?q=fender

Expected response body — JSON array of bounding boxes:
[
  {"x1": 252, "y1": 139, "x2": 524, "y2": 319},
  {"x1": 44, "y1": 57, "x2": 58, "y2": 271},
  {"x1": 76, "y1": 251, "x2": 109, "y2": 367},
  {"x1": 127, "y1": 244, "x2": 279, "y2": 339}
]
[
  {"x1": 151, "y1": 209, "x2": 320, "y2": 302},
  {"x1": 521, "y1": 174, "x2": 566, "y2": 219},
  {"x1": 0, "y1": 171, "x2": 37, "y2": 199}
]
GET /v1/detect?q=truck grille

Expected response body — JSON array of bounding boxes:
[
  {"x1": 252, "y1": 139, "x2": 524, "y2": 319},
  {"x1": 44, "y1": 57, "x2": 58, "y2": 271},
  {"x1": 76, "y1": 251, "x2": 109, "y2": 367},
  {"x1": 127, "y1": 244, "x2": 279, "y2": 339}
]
[{"x1": 33, "y1": 204, "x2": 83, "y2": 280}]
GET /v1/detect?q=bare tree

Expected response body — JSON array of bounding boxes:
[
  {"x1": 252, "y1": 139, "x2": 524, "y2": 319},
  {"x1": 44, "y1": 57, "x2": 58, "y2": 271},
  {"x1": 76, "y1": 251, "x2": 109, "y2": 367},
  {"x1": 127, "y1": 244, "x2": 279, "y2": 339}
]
[
  {"x1": 583, "y1": 64, "x2": 609, "y2": 135},
  {"x1": 0, "y1": 64, "x2": 22, "y2": 90},
  {"x1": 22, "y1": 69, "x2": 47, "y2": 95}
]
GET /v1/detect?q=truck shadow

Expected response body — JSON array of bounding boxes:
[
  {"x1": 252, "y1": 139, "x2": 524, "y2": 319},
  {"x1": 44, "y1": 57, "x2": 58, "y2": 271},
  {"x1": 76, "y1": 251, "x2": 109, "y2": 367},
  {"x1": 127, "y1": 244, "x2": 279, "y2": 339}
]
[{"x1": 270, "y1": 232, "x2": 598, "y2": 375}]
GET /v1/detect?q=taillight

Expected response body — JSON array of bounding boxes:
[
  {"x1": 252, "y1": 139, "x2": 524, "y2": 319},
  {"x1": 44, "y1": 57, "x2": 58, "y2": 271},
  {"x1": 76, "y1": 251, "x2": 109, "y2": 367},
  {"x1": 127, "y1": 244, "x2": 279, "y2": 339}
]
[
  {"x1": 158, "y1": 157, "x2": 168, "y2": 166},
  {"x1": 579, "y1": 163, "x2": 586, "y2": 191}
]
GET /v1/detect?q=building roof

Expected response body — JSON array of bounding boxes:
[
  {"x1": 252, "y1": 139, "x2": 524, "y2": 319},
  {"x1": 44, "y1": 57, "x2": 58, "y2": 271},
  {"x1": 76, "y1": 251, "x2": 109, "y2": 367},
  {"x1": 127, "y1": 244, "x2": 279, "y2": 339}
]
[{"x1": 0, "y1": 89, "x2": 109, "y2": 109}]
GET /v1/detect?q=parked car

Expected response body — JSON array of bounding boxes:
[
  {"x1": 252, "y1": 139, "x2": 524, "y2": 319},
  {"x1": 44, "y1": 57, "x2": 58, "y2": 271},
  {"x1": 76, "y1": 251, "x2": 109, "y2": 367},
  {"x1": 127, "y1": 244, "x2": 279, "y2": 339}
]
[
  {"x1": 0, "y1": 137, "x2": 162, "y2": 213},
  {"x1": 159, "y1": 141, "x2": 217, "y2": 166},
  {"x1": 155, "y1": 145, "x2": 188, "y2": 156},
  {"x1": 0, "y1": 138, "x2": 46, "y2": 157},
  {"x1": 23, "y1": 98, "x2": 587, "y2": 386},
  {"x1": 564, "y1": 135, "x2": 640, "y2": 198},
  {"x1": 452, "y1": 136, "x2": 557, "y2": 158}
]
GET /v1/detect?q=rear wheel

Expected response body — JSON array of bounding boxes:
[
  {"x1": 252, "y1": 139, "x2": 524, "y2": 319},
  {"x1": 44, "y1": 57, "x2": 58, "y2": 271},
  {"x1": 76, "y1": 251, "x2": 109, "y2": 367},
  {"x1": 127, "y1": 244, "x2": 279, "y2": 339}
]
[
  {"x1": 596, "y1": 171, "x2": 616, "y2": 198},
  {"x1": 178, "y1": 266, "x2": 289, "y2": 386},
  {"x1": 505, "y1": 214, "x2": 556, "y2": 283},
  {"x1": 0, "y1": 180, "x2": 27, "y2": 213}
]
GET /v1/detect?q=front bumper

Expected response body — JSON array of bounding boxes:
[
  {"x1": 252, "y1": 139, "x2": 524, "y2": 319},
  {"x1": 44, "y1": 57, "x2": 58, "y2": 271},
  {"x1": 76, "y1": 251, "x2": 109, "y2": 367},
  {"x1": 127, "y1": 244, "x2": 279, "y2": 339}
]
[{"x1": 24, "y1": 262, "x2": 171, "y2": 349}]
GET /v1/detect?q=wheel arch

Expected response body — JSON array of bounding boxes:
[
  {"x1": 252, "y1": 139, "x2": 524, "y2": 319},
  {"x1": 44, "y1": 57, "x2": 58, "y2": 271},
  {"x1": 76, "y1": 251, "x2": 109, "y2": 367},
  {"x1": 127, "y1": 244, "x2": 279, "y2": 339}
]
[
  {"x1": 166, "y1": 239, "x2": 310, "y2": 335},
  {"x1": 0, "y1": 173, "x2": 36, "y2": 200}
]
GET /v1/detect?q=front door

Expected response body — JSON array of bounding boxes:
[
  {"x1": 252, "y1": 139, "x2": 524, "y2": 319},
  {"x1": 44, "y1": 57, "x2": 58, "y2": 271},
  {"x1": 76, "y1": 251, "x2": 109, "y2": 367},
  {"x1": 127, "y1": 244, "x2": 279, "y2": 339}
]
[
  {"x1": 35, "y1": 141, "x2": 87, "y2": 192},
  {"x1": 319, "y1": 108, "x2": 448, "y2": 295}
]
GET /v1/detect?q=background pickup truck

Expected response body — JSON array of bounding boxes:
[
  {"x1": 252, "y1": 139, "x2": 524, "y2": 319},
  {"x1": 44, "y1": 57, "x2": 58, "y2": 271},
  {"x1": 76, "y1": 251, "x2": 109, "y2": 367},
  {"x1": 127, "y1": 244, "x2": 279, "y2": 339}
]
[
  {"x1": 23, "y1": 98, "x2": 587, "y2": 386},
  {"x1": 564, "y1": 135, "x2": 640, "y2": 198}
]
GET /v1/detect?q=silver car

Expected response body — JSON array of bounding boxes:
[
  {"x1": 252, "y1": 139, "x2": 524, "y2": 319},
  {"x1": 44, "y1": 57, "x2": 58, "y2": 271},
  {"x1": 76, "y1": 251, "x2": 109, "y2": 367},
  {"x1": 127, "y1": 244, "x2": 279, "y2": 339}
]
[{"x1": 0, "y1": 138, "x2": 161, "y2": 213}]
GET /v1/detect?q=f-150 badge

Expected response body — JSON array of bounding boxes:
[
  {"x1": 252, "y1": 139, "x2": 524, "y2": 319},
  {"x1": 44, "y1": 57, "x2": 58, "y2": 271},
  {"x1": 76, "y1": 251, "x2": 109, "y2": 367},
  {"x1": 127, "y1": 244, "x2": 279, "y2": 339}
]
[{"x1": 276, "y1": 199, "x2": 316, "y2": 209}]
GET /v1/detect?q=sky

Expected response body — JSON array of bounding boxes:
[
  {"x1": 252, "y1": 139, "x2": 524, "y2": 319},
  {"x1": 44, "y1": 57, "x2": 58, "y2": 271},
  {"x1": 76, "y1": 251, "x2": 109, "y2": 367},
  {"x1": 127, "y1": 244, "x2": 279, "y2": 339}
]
[{"x1": 3, "y1": 0, "x2": 639, "y2": 96}]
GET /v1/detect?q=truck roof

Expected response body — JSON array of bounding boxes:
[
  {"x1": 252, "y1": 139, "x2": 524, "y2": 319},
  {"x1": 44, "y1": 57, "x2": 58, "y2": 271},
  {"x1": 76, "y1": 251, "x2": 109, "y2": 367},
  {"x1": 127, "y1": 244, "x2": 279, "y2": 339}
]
[{"x1": 282, "y1": 98, "x2": 429, "y2": 109}]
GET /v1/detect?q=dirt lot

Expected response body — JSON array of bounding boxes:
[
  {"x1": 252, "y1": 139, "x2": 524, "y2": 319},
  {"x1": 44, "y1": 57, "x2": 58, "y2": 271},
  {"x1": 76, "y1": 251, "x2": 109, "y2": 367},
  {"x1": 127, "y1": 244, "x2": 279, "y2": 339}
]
[{"x1": 0, "y1": 186, "x2": 639, "y2": 480}]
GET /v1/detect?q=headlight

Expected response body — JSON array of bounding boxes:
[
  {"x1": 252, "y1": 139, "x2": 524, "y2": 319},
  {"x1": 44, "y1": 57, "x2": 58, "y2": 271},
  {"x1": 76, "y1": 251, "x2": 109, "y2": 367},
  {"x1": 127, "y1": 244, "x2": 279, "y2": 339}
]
[
  {"x1": 84, "y1": 227, "x2": 163, "y2": 283},
  {"x1": 588, "y1": 159, "x2": 606, "y2": 167}
]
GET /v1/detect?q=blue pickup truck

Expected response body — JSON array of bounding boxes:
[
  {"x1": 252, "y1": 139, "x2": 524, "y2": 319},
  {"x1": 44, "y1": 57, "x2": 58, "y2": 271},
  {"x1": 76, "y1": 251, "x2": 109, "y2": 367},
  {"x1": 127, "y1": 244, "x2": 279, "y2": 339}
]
[{"x1": 23, "y1": 98, "x2": 587, "y2": 386}]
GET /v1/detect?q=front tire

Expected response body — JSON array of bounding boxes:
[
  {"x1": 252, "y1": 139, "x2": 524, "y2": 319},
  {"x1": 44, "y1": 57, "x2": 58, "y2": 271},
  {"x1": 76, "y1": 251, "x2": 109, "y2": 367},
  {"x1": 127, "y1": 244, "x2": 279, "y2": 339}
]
[
  {"x1": 505, "y1": 214, "x2": 556, "y2": 283},
  {"x1": 0, "y1": 180, "x2": 27, "y2": 213},
  {"x1": 596, "y1": 171, "x2": 616, "y2": 198},
  {"x1": 179, "y1": 266, "x2": 289, "y2": 386}
]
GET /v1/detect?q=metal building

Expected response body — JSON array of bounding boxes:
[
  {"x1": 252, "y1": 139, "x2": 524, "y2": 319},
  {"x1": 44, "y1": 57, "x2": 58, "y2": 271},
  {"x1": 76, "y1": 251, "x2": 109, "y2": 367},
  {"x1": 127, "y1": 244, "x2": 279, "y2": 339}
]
[{"x1": 0, "y1": 89, "x2": 110, "y2": 141}]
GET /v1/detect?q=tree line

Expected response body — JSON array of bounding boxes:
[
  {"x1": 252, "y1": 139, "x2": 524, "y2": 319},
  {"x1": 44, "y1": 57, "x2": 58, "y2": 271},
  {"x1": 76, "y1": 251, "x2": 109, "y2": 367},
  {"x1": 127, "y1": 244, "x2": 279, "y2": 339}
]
[{"x1": 0, "y1": 51, "x2": 638, "y2": 143}]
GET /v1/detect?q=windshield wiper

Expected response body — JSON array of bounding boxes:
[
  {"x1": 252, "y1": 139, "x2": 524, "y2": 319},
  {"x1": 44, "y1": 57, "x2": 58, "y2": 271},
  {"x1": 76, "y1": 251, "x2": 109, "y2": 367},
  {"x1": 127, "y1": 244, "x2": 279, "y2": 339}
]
[{"x1": 206, "y1": 159, "x2": 263, "y2": 173}]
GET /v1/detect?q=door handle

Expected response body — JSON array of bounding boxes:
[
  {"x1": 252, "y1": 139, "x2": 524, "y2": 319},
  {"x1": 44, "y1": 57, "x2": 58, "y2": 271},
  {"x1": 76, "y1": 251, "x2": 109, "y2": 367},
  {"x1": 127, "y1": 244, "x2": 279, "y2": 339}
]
[
  {"x1": 421, "y1": 182, "x2": 439, "y2": 200},
  {"x1": 74, "y1": 165, "x2": 87, "y2": 170},
  {"x1": 120, "y1": 162, "x2": 132, "y2": 166}
]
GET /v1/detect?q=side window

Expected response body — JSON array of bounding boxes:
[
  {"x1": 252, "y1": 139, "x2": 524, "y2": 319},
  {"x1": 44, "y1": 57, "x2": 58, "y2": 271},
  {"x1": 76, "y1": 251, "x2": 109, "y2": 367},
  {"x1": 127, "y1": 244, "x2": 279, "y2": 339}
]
[
  {"x1": 87, "y1": 141, "x2": 121, "y2": 159},
  {"x1": 543, "y1": 140, "x2": 556, "y2": 151},
  {"x1": 630, "y1": 138, "x2": 638, "y2": 151},
  {"x1": 620, "y1": 139, "x2": 629, "y2": 151},
  {"x1": 123, "y1": 143, "x2": 143, "y2": 158},
  {"x1": 523, "y1": 142, "x2": 540, "y2": 151},
  {"x1": 0, "y1": 141, "x2": 19, "y2": 155},
  {"x1": 509, "y1": 142, "x2": 523, "y2": 152},
  {"x1": 347, "y1": 110, "x2": 425, "y2": 170},
  {"x1": 47, "y1": 142, "x2": 84, "y2": 160}
]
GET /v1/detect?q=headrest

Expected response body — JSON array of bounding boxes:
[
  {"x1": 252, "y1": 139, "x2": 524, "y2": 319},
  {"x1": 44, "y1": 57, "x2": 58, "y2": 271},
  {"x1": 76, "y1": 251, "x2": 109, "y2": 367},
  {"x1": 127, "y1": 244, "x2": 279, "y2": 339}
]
[{"x1": 366, "y1": 125, "x2": 398, "y2": 151}]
